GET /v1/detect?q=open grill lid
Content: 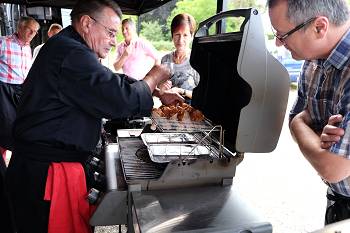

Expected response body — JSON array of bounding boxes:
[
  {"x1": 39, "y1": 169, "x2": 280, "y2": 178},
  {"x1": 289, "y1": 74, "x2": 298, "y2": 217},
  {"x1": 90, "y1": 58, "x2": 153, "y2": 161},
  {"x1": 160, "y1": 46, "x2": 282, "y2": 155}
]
[
  {"x1": 191, "y1": 8, "x2": 290, "y2": 153},
  {"x1": 1, "y1": 0, "x2": 172, "y2": 15}
]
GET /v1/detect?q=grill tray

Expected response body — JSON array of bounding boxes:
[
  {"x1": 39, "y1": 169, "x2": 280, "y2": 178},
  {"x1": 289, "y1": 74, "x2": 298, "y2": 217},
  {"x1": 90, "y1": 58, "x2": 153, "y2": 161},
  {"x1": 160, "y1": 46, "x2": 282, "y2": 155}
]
[{"x1": 141, "y1": 133, "x2": 212, "y2": 163}]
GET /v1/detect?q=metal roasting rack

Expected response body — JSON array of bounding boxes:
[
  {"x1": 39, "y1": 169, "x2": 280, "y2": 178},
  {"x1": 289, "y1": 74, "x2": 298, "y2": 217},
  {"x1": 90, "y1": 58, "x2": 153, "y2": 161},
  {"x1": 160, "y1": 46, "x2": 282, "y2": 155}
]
[{"x1": 145, "y1": 116, "x2": 226, "y2": 162}]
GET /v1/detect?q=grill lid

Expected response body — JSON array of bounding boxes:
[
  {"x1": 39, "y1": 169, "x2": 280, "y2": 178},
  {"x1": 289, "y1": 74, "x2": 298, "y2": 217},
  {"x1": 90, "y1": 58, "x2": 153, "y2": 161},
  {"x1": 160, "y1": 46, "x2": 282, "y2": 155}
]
[{"x1": 191, "y1": 8, "x2": 289, "y2": 153}]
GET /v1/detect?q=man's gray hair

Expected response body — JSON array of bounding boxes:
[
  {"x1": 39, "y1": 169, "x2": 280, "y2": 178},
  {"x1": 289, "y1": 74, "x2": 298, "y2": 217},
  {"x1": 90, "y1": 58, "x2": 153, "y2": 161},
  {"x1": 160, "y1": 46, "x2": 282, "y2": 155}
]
[
  {"x1": 70, "y1": 0, "x2": 122, "y2": 24},
  {"x1": 267, "y1": 0, "x2": 349, "y2": 26},
  {"x1": 17, "y1": 16, "x2": 39, "y2": 31}
]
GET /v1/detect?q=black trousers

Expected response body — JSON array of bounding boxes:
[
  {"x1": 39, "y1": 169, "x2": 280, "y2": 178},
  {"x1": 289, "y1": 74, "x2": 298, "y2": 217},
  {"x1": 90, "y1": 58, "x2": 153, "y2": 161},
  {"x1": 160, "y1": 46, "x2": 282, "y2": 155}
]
[
  {"x1": 0, "y1": 81, "x2": 22, "y2": 150},
  {"x1": 0, "y1": 155, "x2": 15, "y2": 233},
  {"x1": 6, "y1": 154, "x2": 50, "y2": 233},
  {"x1": 325, "y1": 188, "x2": 350, "y2": 225}
]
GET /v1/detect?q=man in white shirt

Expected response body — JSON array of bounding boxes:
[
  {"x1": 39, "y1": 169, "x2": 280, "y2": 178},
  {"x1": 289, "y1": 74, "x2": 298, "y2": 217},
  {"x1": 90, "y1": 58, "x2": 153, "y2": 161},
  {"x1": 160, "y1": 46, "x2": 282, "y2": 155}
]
[{"x1": 33, "y1": 23, "x2": 62, "y2": 60}]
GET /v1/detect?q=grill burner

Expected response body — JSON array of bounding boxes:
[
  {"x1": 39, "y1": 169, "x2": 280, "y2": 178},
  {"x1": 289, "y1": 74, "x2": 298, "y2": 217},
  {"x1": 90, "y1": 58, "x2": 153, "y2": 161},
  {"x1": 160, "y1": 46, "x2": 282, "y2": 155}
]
[{"x1": 135, "y1": 147, "x2": 152, "y2": 163}]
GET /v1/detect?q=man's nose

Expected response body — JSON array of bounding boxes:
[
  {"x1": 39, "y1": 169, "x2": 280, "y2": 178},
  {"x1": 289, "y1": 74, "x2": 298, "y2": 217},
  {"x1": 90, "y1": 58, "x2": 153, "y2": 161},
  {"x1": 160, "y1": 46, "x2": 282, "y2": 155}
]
[{"x1": 110, "y1": 37, "x2": 116, "y2": 46}]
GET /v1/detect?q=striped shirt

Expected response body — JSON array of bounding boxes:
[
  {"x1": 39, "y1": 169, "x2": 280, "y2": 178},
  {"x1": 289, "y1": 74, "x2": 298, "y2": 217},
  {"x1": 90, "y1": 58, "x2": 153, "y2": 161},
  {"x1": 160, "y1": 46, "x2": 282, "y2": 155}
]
[
  {"x1": 0, "y1": 34, "x2": 33, "y2": 84},
  {"x1": 289, "y1": 29, "x2": 350, "y2": 197}
]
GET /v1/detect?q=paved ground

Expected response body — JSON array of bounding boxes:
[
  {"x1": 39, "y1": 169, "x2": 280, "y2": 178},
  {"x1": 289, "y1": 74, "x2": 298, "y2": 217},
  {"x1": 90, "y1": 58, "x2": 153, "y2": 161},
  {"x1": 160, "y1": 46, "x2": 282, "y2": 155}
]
[
  {"x1": 95, "y1": 89, "x2": 328, "y2": 233},
  {"x1": 234, "y1": 89, "x2": 328, "y2": 233}
]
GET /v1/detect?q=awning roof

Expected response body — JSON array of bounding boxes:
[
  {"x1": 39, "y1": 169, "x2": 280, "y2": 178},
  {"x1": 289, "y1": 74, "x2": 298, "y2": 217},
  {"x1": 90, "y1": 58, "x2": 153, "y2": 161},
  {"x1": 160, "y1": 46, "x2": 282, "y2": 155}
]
[{"x1": 1, "y1": 0, "x2": 173, "y2": 15}]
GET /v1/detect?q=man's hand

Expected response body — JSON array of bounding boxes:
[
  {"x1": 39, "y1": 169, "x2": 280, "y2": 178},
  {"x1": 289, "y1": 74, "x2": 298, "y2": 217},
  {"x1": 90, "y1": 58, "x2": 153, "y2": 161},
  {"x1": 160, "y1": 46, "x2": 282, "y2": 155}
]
[
  {"x1": 320, "y1": 114, "x2": 344, "y2": 149},
  {"x1": 158, "y1": 80, "x2": 172, "y2": 95},
  {"x1": 159, "y1": 89, "x2": 184, "y2": 106},
  {"x1": 143, "y1": 65, "x2": 170, "y2": 92},
  {"x1": 123, "y1": 41, "x2": 134, "y2": 57}
]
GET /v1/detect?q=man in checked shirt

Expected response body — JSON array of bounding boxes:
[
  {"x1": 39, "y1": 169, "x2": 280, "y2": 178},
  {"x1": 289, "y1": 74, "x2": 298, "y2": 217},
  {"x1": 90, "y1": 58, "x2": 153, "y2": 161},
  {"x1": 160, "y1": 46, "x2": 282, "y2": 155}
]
[
  {"x1": 0, "y1": 16, "x2": 39, "y2": 157},
  {"x1": 268, "y1": 0, "x2": 350, "y2": 225},
  {"x1": 0, "y1": 16, "x2": 39, "y2": 233}
]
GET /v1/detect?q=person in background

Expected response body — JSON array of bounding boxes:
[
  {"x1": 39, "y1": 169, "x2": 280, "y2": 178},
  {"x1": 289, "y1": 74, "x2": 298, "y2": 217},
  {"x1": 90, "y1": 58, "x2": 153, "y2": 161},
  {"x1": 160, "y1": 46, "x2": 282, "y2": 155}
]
[
  {"x1": 160, "y1": 13, "x2": 200, "y2": 101},
  {"x1": 0, "y1": 15, "x2": 39, "y2": 233},
  {"x1": 0, "y1": 16, "x2": 39, "y2": 156},
  {"x1": 33, "y1": 23, "x2": 63, "y2": 60},
  {"x1": 5, "y1": 0, "x2": 182, "y2": 232},
  {"x1": 113, "y1": 18, "x2": 160, "y2": 80},
  {"x1": 268, "y1": 0, "x2": 350, "y2": 225}
]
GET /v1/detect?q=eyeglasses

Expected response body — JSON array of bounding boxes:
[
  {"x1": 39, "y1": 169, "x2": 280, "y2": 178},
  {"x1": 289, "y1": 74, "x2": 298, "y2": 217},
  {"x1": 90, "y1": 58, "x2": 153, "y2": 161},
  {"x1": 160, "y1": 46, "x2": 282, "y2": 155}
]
[
  {"x1": 272, "y1": 17, "x2": 316, "y2": 44},
  {"x1": 89, "y1": 16, "x2": 117, "y2": 39}
]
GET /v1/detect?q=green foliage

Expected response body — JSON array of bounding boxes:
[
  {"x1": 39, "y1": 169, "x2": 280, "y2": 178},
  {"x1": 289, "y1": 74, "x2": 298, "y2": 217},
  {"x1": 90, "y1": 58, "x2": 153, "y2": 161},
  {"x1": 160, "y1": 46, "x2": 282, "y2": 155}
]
[
  {"x1": 167, "y1": 0, "x2": 216, "y2": 31},
  {"x1": 114, "y1": 0, "x2": 264, "y2": 48},
  {"x1": 267, "y1": 33, "x2": 274, "y2": 40},
  {"x1": 166, "y1": 0, "x2": 260, "y2": 36},
  {"x1": 140, "y1": 21, "x2": 166, "y2": 41},
  {"x1": 152, "y1": 40, "x2": 174, "y2": 52}
]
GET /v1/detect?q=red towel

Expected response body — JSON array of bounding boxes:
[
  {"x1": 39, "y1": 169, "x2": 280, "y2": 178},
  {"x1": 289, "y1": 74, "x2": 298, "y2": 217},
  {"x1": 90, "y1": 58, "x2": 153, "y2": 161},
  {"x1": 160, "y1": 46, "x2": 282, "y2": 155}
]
[
  {"x1": 0, "y1": 147, "x2": 6, "y2": 162},
  {"x1": 44, "y1": 162, "x2": 95, "y2": 233}
]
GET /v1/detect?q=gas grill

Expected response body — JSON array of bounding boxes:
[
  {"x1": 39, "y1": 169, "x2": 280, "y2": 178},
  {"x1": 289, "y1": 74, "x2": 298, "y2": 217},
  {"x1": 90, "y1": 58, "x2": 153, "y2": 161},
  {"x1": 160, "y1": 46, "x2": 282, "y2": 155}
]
[{"x1": 89, "y1": 8, "x2": 289, "y2": 233}]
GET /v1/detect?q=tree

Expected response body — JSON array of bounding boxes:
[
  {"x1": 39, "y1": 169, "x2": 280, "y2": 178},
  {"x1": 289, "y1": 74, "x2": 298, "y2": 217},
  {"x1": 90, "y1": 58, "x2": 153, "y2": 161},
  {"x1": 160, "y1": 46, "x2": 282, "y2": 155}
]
[
  {"x1": 167, "y1": 0, "x2": 260, "y2": 36},
  {"x1": 140, "y1": 21, "x2": 165, "y2": 41}
]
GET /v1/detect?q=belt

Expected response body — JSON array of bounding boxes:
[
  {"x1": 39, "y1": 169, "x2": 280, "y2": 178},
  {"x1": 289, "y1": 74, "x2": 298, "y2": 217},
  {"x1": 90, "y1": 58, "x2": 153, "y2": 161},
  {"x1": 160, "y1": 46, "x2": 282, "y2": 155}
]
[{"x1": 13, "y1": 140, "x2": 90, "y2": 163}]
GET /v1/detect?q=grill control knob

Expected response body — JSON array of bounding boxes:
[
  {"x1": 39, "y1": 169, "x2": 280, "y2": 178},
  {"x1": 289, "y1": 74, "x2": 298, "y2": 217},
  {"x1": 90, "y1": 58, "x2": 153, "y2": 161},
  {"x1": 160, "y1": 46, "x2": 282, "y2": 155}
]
[
  {"x1": 87, "y1": 188, "x2": 100, "y2": 204},
  {"x1": 89, "y1": 157, "x2": 105, "y2": 172}
]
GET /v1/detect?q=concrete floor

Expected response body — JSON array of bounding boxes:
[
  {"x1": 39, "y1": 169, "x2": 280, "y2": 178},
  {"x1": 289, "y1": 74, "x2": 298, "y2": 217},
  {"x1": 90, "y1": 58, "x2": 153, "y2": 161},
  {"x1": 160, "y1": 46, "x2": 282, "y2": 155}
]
[{"x1": 234, "y1": 89, "x2": 327, "y2": 233}]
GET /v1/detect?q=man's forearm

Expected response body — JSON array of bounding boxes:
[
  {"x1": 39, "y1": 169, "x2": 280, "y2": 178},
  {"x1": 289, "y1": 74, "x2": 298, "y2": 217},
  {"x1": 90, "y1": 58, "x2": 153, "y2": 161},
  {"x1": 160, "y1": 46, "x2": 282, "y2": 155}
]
[
  {"x1": 114, "y1": 54, "x2": 127, "y2": 71},
  {"x1": 290, "y1": 113, "x2": 350, "y2": 183},
  {"x1": 153, "y1": 88, "x2": 161, "y2": 97}
]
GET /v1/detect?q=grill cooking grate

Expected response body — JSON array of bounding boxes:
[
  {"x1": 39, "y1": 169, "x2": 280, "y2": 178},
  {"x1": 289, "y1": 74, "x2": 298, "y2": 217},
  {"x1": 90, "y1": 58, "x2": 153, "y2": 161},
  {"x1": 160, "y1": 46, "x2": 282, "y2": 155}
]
[{"x1": 119, "y1": 138, "x2": 165, "y2": 182}]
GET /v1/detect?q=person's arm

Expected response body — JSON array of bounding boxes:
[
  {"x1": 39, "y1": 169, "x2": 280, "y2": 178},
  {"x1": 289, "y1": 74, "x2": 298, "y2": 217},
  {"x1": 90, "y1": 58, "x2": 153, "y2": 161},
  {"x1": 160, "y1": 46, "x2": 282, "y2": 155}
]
[
  {"x1": 290, "y1": 110, "x2": 350, "y2": 183},
  {"x1": 113, "y1": 43, "x2": 133, "y2": 71},
  {"x1": 170, "y1": 87, "x2": 193, "y2": 99},
  {"x1": 113, "y1": 53, "x2": 128, "y2": 71},
  {"x1": 155, "y1": 58, "x2": 161, "y2": 66},
  {"x1": 143, "y1": 65, "x2": 170, "y2": 92}
]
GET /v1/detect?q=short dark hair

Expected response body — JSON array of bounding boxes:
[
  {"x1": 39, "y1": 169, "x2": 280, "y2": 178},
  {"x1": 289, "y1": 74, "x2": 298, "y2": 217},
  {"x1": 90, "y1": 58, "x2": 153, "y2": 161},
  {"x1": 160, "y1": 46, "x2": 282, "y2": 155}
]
[
  {"x1": 170, "y1": 13, "x2": 196, "y2": 38},
  {"x1": 122, "y1": 18, "x2": 135, "y2": 27},
  {"x1": 70, "y1": 0, "x2": 122, "y2": 24}
]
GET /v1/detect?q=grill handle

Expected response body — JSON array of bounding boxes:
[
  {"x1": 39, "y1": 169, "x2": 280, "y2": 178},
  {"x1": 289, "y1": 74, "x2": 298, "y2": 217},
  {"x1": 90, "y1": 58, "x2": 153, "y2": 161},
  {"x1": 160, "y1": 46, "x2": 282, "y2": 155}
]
[
  {"x1": 104, "y1": 143, "x2": 120, "y2": 190},
  {"x1": 195, "y1": 8, "x2": 253, "y2": 37}
]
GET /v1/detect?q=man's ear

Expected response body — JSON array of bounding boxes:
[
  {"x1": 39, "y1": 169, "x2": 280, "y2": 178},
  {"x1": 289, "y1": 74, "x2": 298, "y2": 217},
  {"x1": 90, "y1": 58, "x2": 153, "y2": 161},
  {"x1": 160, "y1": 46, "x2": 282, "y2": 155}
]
[
  {"x1": 80, "y1": 15, "x2": 92, "y2": 34},
  {"x1": 314, "y1": 16, "x2": 328, "y2": 37}
]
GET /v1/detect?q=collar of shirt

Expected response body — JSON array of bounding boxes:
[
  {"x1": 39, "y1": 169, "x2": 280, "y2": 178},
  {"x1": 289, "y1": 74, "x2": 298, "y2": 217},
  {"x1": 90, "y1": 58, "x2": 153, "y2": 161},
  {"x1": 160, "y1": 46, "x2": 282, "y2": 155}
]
[
  {"x1": 12, "y1": 33, "x2": 30, "y2": 46},
  {"x1": 323, "y1": 28, "x2": 350, "y2": 70}
]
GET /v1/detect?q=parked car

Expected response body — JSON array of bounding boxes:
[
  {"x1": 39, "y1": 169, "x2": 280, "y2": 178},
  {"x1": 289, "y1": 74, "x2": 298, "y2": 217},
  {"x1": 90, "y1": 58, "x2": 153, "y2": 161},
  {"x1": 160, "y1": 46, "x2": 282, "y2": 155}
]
[{"x1": 282, "y1": 59, "x2": 304, "y2": 83}]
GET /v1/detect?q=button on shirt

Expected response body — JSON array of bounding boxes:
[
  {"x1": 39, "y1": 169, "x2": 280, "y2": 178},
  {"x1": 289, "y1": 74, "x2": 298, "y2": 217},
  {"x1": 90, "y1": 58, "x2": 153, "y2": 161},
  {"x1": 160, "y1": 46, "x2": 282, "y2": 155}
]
[
  {"x1": 0, "y1": 34, "x2": 33, "y2": 84},
  {"x1": 290, "y1": 29, "x2": 350, "y2": 197}
]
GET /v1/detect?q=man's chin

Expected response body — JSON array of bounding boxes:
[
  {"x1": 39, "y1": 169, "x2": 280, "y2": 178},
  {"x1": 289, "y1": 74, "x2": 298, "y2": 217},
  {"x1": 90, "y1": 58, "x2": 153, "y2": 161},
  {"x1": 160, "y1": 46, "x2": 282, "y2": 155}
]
[{"x1": 291, "y1": 53, "x2": 302, "y2": 61}]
